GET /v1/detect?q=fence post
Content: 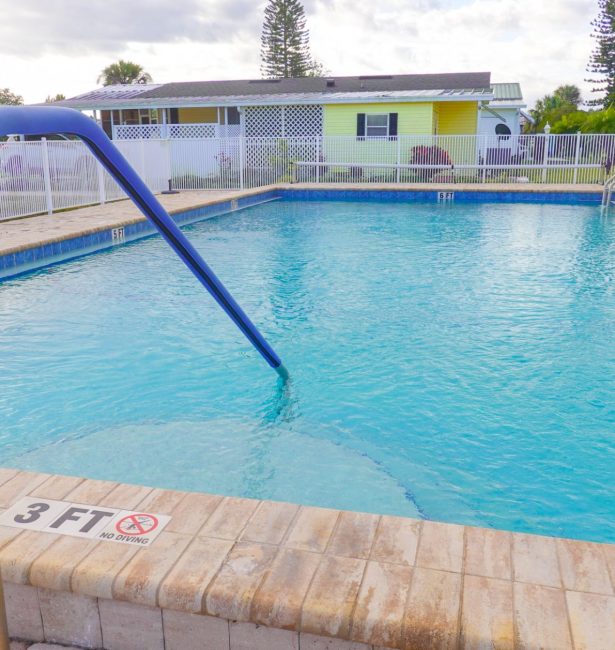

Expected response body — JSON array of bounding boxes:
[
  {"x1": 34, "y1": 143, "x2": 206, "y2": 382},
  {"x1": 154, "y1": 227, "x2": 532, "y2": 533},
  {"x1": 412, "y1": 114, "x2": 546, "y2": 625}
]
[
  {"x1": 239, "y1": 137, "x2": 245, "y2": 190},
  {"x1": 396, "y1": 137, "x2": 401, "y2": 184},
  {"x1": 573, "y1": 131, "x2": 581, "y2": 185},
  {"x1": 40, "y1": 137, "x2": 53, "y2": 215},
  {"x1": 316, "y1": 137, "x2": 320, "y2": 184},
  {"x1": 542, "y1": 133, "x2": 550, "y2": 183},
  {"x1": 97, "y1": 161, "x2": 106, "y2": 205}
]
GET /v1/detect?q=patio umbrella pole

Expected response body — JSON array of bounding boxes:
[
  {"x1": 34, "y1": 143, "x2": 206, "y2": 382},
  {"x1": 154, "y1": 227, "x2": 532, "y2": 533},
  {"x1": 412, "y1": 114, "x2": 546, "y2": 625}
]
[{"x1": 0, "y1": 579, "x2": 9, "y2": 650}]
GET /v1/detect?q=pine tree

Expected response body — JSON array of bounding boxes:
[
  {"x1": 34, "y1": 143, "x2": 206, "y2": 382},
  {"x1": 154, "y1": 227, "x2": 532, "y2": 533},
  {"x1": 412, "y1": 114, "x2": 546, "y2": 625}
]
[
  {"x1": 260, "y1": 0, "x2": 315, "y2": 78},
  {"x1": 586, "y1": 0, "x2": 615, "y2": 107}
]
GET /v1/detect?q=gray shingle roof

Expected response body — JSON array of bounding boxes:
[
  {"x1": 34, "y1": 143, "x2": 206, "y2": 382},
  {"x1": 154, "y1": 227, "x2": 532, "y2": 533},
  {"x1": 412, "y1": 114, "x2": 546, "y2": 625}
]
[{"x1": 136, "y1": 72, "x2": 491, "y2": 99}]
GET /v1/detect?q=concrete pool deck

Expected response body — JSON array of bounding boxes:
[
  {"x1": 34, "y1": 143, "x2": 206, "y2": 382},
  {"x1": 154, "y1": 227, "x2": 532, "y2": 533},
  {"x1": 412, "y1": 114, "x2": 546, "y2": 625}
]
[
  {"x1": 1, "y1": 184, "x2": 613, "y2": 649},
  {"x1": 0, "y1": 469, "x2": 614, "y2": 650}
]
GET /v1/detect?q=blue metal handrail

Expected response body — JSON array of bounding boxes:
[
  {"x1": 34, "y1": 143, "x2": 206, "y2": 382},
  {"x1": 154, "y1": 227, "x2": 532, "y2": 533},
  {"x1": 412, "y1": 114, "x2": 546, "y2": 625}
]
[{"x1": 0, "y1": 106, "x2": 287, "y2": 378}]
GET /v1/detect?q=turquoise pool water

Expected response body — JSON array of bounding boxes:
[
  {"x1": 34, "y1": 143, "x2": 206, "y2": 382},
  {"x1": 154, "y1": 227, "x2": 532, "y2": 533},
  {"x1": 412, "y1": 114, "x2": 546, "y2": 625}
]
[{"x1": 1, "y1": 199, "x2": 614, "y2": 542}]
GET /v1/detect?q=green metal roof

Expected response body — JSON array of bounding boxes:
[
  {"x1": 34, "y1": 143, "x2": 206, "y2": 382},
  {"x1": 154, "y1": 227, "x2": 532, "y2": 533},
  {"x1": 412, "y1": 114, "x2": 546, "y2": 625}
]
[{"x1": 491, "y1": 83, "x2": 523, "y2": 101}]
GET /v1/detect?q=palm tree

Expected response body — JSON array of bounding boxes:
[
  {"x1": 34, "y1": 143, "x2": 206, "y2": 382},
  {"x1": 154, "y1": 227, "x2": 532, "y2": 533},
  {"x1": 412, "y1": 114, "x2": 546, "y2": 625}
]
[{"x1": 98, "y1": 60, "x2": 153, "y2": 86}]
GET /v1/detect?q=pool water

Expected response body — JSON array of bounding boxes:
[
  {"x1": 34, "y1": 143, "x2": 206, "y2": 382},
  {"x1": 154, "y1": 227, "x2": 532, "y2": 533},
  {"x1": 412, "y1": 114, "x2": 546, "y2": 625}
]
[{"x1": 1, "y1": 199, "x2": 614, "y2": 542}]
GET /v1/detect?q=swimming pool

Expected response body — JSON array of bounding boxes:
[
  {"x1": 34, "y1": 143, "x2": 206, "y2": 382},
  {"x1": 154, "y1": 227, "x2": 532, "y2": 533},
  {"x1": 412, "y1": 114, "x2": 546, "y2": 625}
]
[{"x1": 1, "y1": 198, "x2": 614, "y2": 542}]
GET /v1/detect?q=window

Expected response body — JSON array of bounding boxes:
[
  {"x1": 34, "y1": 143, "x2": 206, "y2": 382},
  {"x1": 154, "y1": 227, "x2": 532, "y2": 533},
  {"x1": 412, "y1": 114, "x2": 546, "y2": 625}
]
[
  {"x1": 357, "y1": 112, "x2": 398, "y2": 139},
  {"x1": 365, "y1": 114, "x2": 389, "y2": 138}
]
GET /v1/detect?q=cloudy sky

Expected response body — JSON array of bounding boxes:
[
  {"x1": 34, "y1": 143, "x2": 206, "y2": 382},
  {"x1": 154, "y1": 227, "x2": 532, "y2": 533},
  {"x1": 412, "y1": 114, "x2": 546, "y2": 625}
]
[{"x1": 0, "y1": 0, "x2": 599, "y2": 108}]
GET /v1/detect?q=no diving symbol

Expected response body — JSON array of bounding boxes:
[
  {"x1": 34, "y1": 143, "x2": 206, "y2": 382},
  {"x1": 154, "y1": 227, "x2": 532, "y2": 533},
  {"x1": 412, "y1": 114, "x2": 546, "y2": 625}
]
[{"x1": 115, "y1": 513, "x2": 159, "y2": 536}]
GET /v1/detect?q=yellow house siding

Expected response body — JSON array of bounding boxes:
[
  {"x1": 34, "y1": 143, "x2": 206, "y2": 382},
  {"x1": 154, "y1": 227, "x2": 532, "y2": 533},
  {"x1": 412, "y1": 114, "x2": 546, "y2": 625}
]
[
  {"x1": 435, "y1": 101, "x2": 478, "y2": 135},
  {"x1": 324, "y1": 103, "x2": 434, "y2": 136},
  {"x1": 178, "y1": 107, "x2": 219, "y2": 123}
]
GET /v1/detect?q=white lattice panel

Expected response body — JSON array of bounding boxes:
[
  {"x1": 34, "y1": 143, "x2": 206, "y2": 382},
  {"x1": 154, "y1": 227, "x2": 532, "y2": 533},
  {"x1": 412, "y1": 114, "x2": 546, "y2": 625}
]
[
  {"x1": 284, "y1": 105, "x2": 323, "y2": 137},
  {"x1": 244, "y1": 107, "x2": 284, "y2": 138},
  {"x1": 245, "y1": 105, "x2": 323, "y2": 138},
  {"x1": 168, "y1": 123, "x2": 217, "y2": 139},
  {"x1": 113, "y1": 124, "x2": 163, "y2": 140}
]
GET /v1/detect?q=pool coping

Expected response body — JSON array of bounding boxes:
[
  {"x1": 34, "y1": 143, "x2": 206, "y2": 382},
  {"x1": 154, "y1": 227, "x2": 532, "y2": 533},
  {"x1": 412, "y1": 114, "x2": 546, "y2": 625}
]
[
  {"x1": 0, "y1": 468, "x2": 613, "y2": 649},
  {"x1": 0, "y1": 182, "x2": 604, "y2": 280}
]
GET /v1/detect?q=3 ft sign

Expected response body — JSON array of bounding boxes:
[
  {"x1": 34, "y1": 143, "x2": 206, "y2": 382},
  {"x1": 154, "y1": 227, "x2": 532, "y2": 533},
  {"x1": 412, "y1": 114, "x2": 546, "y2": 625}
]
[{"x1": 0, "y1": 498, "x2": 171, "y2": 547}]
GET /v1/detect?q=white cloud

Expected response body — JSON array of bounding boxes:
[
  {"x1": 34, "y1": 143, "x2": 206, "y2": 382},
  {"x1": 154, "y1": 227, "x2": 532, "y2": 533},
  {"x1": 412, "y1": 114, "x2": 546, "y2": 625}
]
[{"x1": 0, "y1": 0, "x2": 598, "y2": 107}]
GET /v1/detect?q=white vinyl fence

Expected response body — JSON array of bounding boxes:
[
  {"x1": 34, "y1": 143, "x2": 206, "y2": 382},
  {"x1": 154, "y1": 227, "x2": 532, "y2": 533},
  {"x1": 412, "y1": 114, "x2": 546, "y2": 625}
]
[{"x1": 1, "y1": 133, "x2": 614, "y2": 221}]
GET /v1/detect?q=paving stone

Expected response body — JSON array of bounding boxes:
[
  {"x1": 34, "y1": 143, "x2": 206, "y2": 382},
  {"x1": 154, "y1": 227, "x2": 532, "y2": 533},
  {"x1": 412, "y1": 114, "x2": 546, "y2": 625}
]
[
  {"x1": 351, "y1": 560, "x2": 412, "y2": 648},
  {"x1": 199, "y1": 497, "x2": 260, "y2": 540},
  {"x1": 240, "y1": 501, "x2": 299, "y2": 545},
  {"x1": 301, "y1": 555, "x2": 366, "y2": 638},
  {"x1": 556, "y1": 538, "x2": 613, "y2": 595},
  {"x1": 112, "y1": 531, "x2": 192, "y2": 606},
  {"x1": 204, "y1": 542, "x2": 277, "y2": 621},
  {"x1": 512, "y1": 533, "x2": 561, "y2": 588},
  {"x1": 371, "y1": 515, "x2": 420, "y2": 566},
  {"x1": 158, "y1": 536, "x2": 233, "y2": 612},
  {"x1": 284, "y1": 506, "x2": 339, "y2": 553},
  {"x1": 465, "y1": 526, "x2": 511, "y2": 580},
  {"x1": 403, "y1": 567, "x2": 461, "y2": 650},
  {"x1": 251, "y1": 548, "x2": 321, "y2": 629},
  {"x1": 326, "y1": 511, "x2": 379, "y2": 559},
  {"x1": 513, "y1": 582, "x2": 572, "y2": 650},
  {"x1": 460, "y1": 575, "x2": 514, "y2": 650},
  {"x1": 416, "y1": 521, "x2": 464, "y2": 573},
  {"x1": 565, "y1": 590, "x2": 615, "y2": 649}
]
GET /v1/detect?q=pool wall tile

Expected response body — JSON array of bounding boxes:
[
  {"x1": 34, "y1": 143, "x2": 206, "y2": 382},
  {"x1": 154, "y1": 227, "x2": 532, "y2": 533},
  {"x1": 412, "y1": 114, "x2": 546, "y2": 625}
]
[
  {"x1": 162, "y1": 609, "x2": 230, "y2": 650},
  {"x1": 229, "y1": 621, "x2": 300, "y2": 650},
  {"x1": 38, "y1": 588, "x2": 102, "y2": 648},
  {"x1": 98, "y1": 599, "x2": 164, "y2": 650},
  {"x1": 4, "y1": 582, "x2": 45, "y2": 642}
]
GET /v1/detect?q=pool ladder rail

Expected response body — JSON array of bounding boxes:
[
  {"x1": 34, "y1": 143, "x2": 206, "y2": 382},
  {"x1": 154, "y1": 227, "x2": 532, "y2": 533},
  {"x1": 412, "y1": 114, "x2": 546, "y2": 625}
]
[
  {"x1": 602, "y1": 172, "x2": 615, "y2": 207},
  {"x1": 0, "y1": 106, "x2": 288, "y2": 380}
]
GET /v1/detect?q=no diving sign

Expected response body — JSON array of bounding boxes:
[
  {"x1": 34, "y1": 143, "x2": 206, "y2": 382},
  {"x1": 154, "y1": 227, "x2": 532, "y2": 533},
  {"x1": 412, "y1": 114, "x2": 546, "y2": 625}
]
[{"x1": 0, "y1": 498, "x2": 171, "y2": 547}]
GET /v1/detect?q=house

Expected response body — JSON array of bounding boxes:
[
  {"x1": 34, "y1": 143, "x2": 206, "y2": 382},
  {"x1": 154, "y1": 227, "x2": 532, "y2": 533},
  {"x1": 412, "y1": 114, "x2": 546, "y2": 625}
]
[
  {"x1": 51, "y1": 72, "x2": 501, "y2": 140},
  {"x1": 477, "y1": 83, "x2": 526, "y2": 139}
]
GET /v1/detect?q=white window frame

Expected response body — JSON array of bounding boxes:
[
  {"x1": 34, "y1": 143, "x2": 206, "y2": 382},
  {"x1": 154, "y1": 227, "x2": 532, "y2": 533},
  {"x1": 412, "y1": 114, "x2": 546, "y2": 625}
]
[{"x1": 365, "y1": 113, "x2": 390, "y2": 138}]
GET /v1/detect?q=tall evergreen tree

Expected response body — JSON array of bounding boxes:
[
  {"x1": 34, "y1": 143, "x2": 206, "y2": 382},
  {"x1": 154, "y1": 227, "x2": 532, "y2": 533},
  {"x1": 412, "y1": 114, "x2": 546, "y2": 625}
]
[
  {"x1": 260, "y1": 0, "x2": 314, "y2": 78},
  {"x1": 586, "y1": 0, "x2": 615, "y2": 107}
]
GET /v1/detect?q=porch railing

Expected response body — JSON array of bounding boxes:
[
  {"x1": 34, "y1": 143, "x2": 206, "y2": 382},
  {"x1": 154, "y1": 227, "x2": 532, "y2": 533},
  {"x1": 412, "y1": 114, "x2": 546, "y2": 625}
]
[{"x1": 1, "y1": 133, "x2": 613, "y2": 221}]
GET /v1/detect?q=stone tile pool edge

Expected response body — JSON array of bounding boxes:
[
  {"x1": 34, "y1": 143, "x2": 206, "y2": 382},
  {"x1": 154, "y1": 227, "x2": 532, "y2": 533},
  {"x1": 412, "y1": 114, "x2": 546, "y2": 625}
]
[
  {"x1": 0, "y1": 469, "x2": 613, "y2": 650},
  {"x1": 0, "y1": 183, "x2": 603, "y2": 281}
]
